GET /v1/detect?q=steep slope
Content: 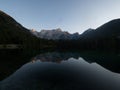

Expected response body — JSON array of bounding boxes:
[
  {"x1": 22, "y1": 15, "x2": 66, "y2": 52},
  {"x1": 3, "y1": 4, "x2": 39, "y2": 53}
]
[
  {"x1": 80, "y1": 19, "x2": 120, "y2": 39},
  {"x1": 95, "y1": 19, "x2": 120, "y2": 38},
  {"x1": 77, "y1": 19, "x2": 120, "y2": 51},
  {"x1": 0, "y1": 10, "x2": 44, "y2": 49}
]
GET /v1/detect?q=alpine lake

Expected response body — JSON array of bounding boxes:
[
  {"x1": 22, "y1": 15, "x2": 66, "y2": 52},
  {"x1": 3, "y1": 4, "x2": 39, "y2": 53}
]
[{"x1": 0, "y1": 50, "x2": 120, "y2": 90}]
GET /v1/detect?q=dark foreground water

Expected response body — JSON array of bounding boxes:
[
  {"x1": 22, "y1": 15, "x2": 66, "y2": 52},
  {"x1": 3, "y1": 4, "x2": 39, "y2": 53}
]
[{"x1": 0, "y1": 51, "x2": 120, "y2": 90}]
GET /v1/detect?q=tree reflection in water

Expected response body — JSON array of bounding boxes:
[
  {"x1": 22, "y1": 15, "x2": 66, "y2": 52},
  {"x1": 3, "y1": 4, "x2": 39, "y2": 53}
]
[{"x1": 1, "y1": 51, "x2": 120, "y2": 90}]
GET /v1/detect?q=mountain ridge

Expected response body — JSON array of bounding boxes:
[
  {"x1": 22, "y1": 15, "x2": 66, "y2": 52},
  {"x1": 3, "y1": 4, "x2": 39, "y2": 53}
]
[
  {"x1": 31, "y1": 28, "x2": 80, "y2": 40},
  {"x1": 30, "y1": 19, "x2": 120, "y2": 40},
  {"x1": 0, "y1": 10, "x2": 120, "y2": 51},
  {"x1": 0, "y1": 10, "x2": 55, "y2": 49}
]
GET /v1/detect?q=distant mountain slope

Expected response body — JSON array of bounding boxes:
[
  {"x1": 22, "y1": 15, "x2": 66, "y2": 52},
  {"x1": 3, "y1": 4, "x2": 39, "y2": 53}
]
[
  {"x1": 80, "y1": 19, "x2": 120, "y2": 39},
  {"x1": 0, "y1": 10, "x2": 54, "y2": 49},
  {"x1": 31, "y1": 28, "x2": 80, "y2": 40},
  {"x1": 95, "y1": 19, "x2": 120, "y2": 37},
  {"x1": 1, "y1": 10, "x2": 120, "y2": 51},
  {"x1": 79, "y1": 28, "x2": 95, "y2": 39},
  {"x1": 31, "y1": 18, "x2": 120, "y2": 41}
]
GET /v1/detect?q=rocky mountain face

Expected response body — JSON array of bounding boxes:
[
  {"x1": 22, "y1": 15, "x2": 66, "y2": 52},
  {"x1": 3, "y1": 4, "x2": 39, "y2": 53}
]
[
  {"x1": 31, "y1": 19, "x2": 120, "y2": 41},
  {"x1": 31, "y1": 28, "x2": 80, "y2": 40}
]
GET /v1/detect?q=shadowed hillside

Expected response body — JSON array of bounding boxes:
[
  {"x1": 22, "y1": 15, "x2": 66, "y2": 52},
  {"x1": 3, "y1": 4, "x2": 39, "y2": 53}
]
[{"x1": 0, "y1": 10, "x2": 55, "y2": 50}]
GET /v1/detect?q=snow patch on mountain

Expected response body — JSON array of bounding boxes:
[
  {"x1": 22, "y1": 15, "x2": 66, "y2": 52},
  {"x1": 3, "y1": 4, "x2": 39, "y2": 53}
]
[{"x1": 31, "y1": 28, "x2": 80, "y2": 40}]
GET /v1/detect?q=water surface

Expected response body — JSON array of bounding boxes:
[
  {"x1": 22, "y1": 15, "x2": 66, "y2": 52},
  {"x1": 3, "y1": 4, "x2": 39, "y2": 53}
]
[{"x1": 1, "y1": 51, "x2": 120, "y2": 90}]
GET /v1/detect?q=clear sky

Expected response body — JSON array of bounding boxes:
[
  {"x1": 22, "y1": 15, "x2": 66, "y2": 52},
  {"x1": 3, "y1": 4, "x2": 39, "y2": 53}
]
[{"x1": 0, "y1": 0, "x2": 120, "y2": 34}]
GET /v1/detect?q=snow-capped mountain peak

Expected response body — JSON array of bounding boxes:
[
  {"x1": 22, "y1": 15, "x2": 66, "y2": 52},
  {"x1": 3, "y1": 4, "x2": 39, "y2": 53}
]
[{"x1": 31, "y1": 28, "x2": 80, "y2": 40}]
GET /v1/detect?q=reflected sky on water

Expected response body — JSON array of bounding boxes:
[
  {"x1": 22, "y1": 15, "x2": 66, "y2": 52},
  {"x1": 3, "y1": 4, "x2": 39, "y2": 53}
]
[{"x1": 1, "y1": 52, "x2": 120, "y2": 90}]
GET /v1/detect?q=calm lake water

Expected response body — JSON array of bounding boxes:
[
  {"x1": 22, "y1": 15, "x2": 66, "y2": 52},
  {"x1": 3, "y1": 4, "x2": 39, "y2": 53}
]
[{"x1": 0, "y1": 51, "x2": 120, "y2": 90}]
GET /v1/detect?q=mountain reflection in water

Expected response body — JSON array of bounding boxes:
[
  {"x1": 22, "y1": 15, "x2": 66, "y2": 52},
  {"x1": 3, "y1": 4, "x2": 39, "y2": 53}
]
[{"x1": 1, "y1": 52, "x2": 120, "y2": 90}]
